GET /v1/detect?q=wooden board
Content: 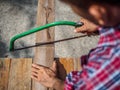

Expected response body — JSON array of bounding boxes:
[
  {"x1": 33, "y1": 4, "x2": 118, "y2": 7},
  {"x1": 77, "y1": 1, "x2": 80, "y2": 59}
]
[
  {"x1": 0, "y1": 58, "x2": 10, "y2": 90},
  {"x1": 34, "y1": 0, "x2": 55, "y2": 90},
  {"x1": 8, "y1": 58, "x2": 32, "y2": 90},
  {"x1": 0, "y1": 58, "x2": 81, "y2": 90}
]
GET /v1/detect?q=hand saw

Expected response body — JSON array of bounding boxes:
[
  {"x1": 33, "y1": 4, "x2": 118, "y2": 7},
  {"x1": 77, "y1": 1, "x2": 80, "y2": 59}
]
[{"x1": 9, "y1": 21, "x2": 98, "y2": 52}]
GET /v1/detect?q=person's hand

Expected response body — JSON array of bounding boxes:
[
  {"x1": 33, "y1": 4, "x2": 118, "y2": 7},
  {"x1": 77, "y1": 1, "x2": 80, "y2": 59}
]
[
  {"x1": 31, "y1": 61, "x2": 58, "y2": 88},
  {"x1": 74, "y1": 18, "x2": 99, "y2": 34},
  {"x1": 31, "y1": 61, "x2": 64, "y2": 89}
]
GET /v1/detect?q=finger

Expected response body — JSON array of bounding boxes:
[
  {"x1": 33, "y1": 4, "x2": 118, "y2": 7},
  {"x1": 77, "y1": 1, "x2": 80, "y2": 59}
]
[
  {"x1": 32, "y1": 64, "x2": 44, "y2": 71},
  {"x1": 31, "y1": 73, "x2": 44, "y2": 82},
  {"x1": 31, "y1": 75, "x2": 39, "y2": 82},
  {"x1": 31, "y1": 72, "x2": 38, "y2": 77},
  {"x1": 74, "y1": 29, "x2": 78, "y2": 33},
  {"x1": 32, "y1": 63, "x2": 47, "y2": 70},
  {"x1": 32, "y1": 67, "x2": 39, "y2": 73},
  {"x1": 32, "y1": 64, "x2": 41, "y2": 70},
  {"x1": 74, "y1": 28, "x2": 82, "y2": 33},
  {"x1": 74, "y1": 27, "x2": 87, "y2": 33},
  {"x1": 74, "y1": 29, "x2": 87, "y2": 34}
]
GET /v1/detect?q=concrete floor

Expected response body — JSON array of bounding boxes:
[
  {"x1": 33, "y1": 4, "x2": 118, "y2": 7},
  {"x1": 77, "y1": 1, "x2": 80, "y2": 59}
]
[{"x1": 0, "y1": 0, "x2": 99, "y2": 58}]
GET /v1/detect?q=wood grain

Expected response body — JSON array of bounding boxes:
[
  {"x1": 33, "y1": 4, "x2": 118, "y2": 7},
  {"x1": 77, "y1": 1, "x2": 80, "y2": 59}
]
[
  {"x1": 8, "y1": 58, "x2": 32, "y2": 90},
  {"x1": 34, "y1": 0, "x2": 55, "y2": 90},
  {"x1": 0, "y1": 58, "x2": 10, "y2": 90},
  {"x1": 0, "y1": 58, "x2": 81, "y2": 90}
]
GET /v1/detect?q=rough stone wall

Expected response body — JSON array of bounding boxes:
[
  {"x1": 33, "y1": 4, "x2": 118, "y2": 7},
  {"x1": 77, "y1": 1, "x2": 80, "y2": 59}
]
[
  {"x1": 0, "y1": 0, "x2": 99, "y2": 58},
  {"x1": 0, "y1": 0, "x2": 38, "y2": 58}
]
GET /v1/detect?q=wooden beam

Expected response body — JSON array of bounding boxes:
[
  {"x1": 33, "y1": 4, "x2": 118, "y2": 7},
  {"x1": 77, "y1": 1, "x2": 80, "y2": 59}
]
[
  {"x1": 33, "y1": 0, "x2": 55, "y2": 90},
  {"x1": 0, "y1": 58, "x2": 10, "y2": 90},
  {"x1": 8, "y1": 58, "x2": 32, "y2": 90}
]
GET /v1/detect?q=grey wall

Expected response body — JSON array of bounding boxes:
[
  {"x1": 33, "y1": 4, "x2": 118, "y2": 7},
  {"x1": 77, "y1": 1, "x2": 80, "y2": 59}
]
[{"x1": 0, "y1": 0, "x2": 99, "y2": 58}]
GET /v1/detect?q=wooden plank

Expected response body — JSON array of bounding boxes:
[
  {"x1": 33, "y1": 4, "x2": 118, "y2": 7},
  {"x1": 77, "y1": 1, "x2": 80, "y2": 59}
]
[
  {"x1": 0, "y1": 58, "x2": 10, "y2": 90},
  {"x1": 33, "y1": 0, "x2": 55, "y2": 90},
  {"x1": 8, "y1": 58, "x2": 32, "y2": 90},
  {"x1": 0, "y1": 58, "x2": 81, "y2": 90}
]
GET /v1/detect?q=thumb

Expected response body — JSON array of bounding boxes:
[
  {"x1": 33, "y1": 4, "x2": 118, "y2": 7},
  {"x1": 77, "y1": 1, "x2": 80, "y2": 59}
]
[
  {"x1": 50, "y1": 61, "x2": 57, "y2": 73},
  {"x1": 74, "y1": 28, "x2": 87, "y2": 33}
]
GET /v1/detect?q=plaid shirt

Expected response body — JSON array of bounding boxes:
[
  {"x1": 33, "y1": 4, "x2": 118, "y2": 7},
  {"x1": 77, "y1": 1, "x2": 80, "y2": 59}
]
[{"x1": 64, "y1": 25, "x2": 120, "y2": 90}]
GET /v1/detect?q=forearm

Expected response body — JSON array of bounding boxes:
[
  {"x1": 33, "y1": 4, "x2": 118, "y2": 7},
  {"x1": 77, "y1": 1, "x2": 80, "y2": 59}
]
[{"x1": 53, "y1": 78, "x2": 64, "y2": 90}]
